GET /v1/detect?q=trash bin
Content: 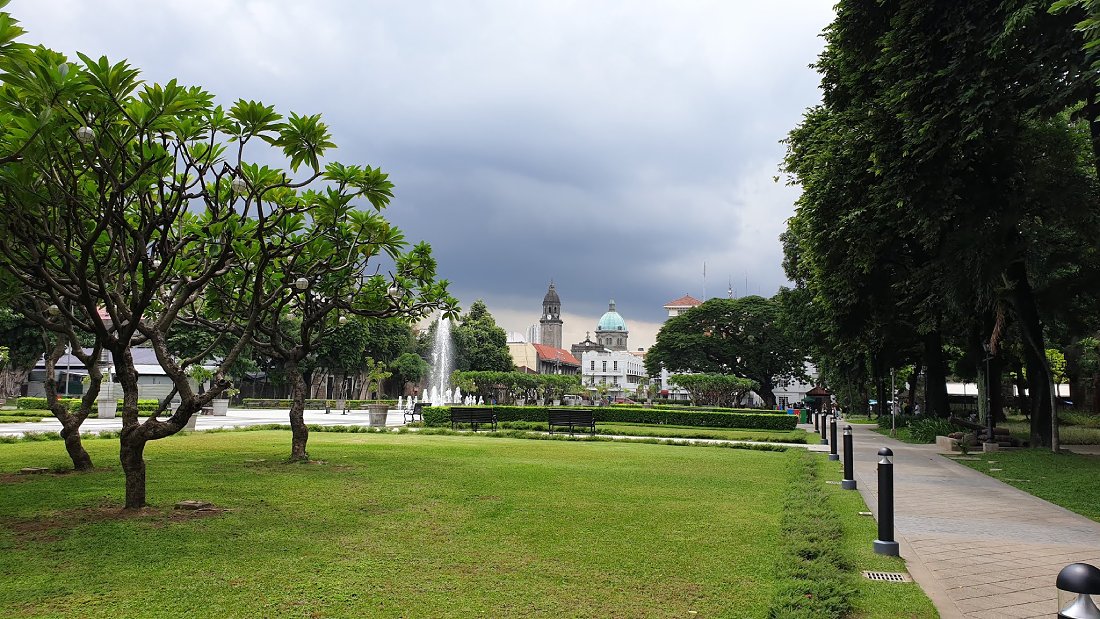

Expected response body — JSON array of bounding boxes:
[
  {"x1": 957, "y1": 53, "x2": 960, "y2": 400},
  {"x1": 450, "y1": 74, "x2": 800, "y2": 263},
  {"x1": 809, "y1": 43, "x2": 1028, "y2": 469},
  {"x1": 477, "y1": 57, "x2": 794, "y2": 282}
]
[{"x1": 799, "y1": 408, "x2": 809, "y2": 423}]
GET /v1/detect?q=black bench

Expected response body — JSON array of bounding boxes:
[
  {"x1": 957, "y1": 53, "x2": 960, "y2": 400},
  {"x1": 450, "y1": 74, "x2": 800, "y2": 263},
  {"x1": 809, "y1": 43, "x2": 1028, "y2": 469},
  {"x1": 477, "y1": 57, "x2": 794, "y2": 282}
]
[
  {"x1": 404, "y1": 402, "x2": 424, "y2": 424},
  {"x1": 450, "y1": 406, "x2": 497, "y2": 432},
  {"x1": 548, "y1": 408, "x2": 596, "y2": 435}
]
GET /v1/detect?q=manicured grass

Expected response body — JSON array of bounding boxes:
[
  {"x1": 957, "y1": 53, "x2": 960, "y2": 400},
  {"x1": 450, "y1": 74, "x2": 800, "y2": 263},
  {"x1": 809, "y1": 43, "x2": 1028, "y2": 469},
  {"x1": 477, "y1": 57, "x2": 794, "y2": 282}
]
[
  {"x1": 767, "y1": 451, "x2": 936, "y2": 618},
  {"x1": 954, "y1": 449, "x2": 1100, "y2": 522},
  {"x1": 0, "y1": 430, "x2": 802, "y2": 618},
  {"x1": 1000, "y1": 417, "x2": 1100, "y2": 445},
  {"x1": 0, "y1": 409, "x2": 51, "y2": 423},
  {"x1": 870, "y1": 426, "x2": 923, "y2": 444}
]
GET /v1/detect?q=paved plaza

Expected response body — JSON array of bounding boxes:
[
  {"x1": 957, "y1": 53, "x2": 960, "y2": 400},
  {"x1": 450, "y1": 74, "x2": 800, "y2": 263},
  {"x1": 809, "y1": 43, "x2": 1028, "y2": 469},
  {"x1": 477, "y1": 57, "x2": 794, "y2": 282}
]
[{"x1": 833, "y1": 421, "x2": 1100, "y2": 619}]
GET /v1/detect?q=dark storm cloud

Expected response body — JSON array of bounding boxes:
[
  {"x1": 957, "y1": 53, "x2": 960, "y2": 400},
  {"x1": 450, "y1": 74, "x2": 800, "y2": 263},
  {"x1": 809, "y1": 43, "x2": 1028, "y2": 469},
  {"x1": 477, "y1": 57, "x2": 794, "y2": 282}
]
[{"x1": 15, "y1": 0, "x2": 835, "y2": 345}]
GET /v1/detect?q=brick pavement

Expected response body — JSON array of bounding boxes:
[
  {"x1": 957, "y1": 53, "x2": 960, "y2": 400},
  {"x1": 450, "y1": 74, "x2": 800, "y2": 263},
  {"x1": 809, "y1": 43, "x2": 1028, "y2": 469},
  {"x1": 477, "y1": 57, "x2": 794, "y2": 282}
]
[{"x1": 834, "y1": 422, "x2": 1100, "y2": 619}]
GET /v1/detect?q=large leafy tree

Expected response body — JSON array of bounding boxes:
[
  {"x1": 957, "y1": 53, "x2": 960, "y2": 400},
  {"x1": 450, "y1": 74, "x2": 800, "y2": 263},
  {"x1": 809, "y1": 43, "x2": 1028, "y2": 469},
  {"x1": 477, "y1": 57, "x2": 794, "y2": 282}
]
[
  {"x1": 645, "y1": 296, "x2": 804, "y2": 408},
  {"x1": 0, "y1": 6, "x2": 450, "y2": 503},
  {"x1": 452, "y1": 300, "x2": 513, "y2": 372},
  {"x1": 782, "y1": 0, "x2": 1099, "y2": 447}
]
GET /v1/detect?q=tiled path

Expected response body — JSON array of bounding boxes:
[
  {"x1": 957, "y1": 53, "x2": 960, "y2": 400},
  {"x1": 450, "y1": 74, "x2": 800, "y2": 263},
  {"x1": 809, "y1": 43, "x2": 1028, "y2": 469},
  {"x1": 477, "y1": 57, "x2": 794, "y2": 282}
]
[{"x1": 828, "y1": 421, "x2": 1100, "y2": 619}]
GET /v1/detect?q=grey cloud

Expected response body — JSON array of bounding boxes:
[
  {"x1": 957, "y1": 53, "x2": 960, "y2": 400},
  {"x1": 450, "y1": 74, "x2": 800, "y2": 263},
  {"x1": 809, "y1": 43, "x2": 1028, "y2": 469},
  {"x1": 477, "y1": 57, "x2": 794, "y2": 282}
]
[{"x1": 15, "y1": 0, "x2": 835, "y2": 345}]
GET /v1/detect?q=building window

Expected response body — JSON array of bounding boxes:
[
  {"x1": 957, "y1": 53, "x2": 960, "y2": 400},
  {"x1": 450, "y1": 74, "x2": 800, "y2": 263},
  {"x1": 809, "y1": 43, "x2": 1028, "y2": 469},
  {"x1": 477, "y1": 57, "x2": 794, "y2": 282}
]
[
  {"x1": 602, "y1": 361, "x2": 607, "y2": 372},
  {"x1": 779, "y1": 397, "x2": 789, "y2": 409},
  {"x1": 590, "y1": 360, "x2": 595, "y2": 370},
  {"x1": 613, "y1": 361, "x2": 618, "y2": 371}
]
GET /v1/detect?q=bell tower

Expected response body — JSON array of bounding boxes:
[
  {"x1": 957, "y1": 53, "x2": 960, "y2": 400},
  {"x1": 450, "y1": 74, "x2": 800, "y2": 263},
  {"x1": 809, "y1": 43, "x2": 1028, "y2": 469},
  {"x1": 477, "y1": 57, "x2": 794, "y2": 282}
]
[{"x1": 539, "y1": 281, "x2": 563, "y2": 349}]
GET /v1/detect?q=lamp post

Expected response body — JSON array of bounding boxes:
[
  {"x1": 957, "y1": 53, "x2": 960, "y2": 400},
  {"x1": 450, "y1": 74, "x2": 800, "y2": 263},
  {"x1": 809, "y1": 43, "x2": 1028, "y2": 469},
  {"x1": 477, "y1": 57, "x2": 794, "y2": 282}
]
[
  {"x1": 982, "y1": 342, "x2": 994, "y2": 444},
  {"x1": 1056, "y1": 562, "x2": 1100, "y2": 618}
]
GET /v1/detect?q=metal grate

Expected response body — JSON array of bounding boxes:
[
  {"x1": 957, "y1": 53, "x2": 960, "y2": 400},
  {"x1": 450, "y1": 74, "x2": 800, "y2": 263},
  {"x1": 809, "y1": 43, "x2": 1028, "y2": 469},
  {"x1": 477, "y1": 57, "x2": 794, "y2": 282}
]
[{"x1": 862, "y1": 571, "x2": 912, "y2": 583}]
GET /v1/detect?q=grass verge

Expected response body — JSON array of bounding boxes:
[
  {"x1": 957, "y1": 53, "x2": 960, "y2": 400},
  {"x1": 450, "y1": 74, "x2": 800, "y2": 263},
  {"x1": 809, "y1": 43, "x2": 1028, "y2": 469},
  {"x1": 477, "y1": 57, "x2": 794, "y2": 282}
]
[{"x1": 954, "y1": 448, "x2": 1100, "y2": 522}]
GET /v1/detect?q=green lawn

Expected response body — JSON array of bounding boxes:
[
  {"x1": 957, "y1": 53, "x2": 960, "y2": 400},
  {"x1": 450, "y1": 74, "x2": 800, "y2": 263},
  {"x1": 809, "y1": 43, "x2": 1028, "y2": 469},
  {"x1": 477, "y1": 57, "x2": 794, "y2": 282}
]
[
  {"x1": 0, "y1": 430, "x2": 791, "y2": 618},
  {"x1": 954, "y1": 449, "x2": 1100, "y2": 522},
  {"x1": 0, "y1": 410, "x2": 50, "y2": 423},
  {"x1": 0, "y1": 430, "x2": 936, "y2": 618}
]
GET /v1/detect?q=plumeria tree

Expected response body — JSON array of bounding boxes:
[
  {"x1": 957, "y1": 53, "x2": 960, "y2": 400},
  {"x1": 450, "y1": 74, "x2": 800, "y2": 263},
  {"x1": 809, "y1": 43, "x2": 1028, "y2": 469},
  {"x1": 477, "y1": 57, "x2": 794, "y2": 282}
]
[{"x1": 0, "y1": 6, "x2": 451, "y2": 505}]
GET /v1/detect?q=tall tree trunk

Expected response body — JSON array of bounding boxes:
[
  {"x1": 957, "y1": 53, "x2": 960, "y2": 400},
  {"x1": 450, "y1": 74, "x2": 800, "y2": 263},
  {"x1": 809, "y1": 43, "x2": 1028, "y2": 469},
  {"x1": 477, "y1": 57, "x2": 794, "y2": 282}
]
[
  {"x1": 875, "y1": 370, "x2": 887, "y2": 420},
  {"x1": 1005, "y1": 260, "x2": 1054, "y2": 449},
  {"x1": 923, "y1": 330, "x2": 950, "y2": 418},
  {"x1": 42, "y1": 339, "x2": 94, "y2": 471},
  {"x1": 119, "y1": 433, "x2": 147, "y2": 508},
  {"x1": 286, "y1": 358, "x2": 309, "y2": 462},
  {"x1": 989, "y1": 355, "x2": 1004, "y2": 423}
]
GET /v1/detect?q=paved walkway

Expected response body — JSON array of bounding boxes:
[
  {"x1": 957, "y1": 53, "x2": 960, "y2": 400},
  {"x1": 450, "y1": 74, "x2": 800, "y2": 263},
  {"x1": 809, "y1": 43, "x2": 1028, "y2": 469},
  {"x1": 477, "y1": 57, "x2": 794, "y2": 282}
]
[{"x1": 817, "y1": 421, "x2": 1100, "y2": 619}]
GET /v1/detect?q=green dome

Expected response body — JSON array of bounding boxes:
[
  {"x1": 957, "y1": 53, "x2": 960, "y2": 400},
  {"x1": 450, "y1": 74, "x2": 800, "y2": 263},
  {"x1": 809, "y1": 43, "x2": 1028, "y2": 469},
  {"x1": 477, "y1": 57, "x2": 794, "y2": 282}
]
[{"x1": 597, "y1": 300, "x2": 627, "y2": 332}]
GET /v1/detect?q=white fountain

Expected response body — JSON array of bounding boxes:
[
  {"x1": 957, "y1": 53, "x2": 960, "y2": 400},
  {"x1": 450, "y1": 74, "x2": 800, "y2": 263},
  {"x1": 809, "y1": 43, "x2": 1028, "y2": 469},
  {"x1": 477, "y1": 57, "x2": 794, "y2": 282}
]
[{"x1": 427, "y1": 313, "x2": 455, "y2": 406}]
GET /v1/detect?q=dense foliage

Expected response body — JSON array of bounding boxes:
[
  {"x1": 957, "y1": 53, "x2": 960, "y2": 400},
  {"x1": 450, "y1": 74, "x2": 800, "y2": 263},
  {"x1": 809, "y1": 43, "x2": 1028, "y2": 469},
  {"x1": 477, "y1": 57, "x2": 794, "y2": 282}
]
[{"x1": 422, "y1": 405, "x2": 799, "y2": 431}]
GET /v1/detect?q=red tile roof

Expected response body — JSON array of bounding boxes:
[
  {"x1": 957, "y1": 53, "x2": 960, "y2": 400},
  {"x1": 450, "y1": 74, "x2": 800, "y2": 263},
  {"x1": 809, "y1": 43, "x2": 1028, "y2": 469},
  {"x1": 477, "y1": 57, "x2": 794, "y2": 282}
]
[
  {"x1": 663, "y1": 294, "x2": 703, "y2": 308},
  {"x1": 531, "y1": 343, "x2": 580, "y2": 366}
]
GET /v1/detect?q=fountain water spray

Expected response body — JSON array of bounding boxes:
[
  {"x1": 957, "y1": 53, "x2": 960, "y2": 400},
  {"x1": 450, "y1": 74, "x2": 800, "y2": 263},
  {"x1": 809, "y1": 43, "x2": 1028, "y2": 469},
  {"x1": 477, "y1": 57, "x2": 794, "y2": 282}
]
[{"x1": 427, "y1": 313, "x2": 454, "y2": 406}]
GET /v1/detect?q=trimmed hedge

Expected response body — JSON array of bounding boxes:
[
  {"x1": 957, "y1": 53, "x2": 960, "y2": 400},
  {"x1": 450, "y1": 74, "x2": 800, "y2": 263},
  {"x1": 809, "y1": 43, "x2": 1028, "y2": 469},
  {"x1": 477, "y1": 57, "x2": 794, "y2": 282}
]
[
  {"x1": 241, "y1": 398, "x2": 396, "y2": 409},
  {"x1": 624, "y1": 404, "x2": 791, "y2": 415},
  {"x1": 423, "y1": 405, "x2": 798, "y2": 431},
  {"x1": 18, "y1": 397, "x2": 159, "y2": 414}
]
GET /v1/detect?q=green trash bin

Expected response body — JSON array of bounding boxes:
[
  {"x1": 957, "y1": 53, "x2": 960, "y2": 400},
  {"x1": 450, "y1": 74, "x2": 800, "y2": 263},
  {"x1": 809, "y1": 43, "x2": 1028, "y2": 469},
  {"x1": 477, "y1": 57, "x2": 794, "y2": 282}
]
[{"x1": 799, "y1": 409, "x2": 810, "y2": 424}]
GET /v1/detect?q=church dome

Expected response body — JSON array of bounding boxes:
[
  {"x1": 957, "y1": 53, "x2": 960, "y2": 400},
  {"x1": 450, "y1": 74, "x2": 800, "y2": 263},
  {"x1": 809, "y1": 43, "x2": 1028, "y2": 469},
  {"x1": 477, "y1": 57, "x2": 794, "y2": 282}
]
[{"x1": 596, "y1": 300, "x2": 627, "y2": 332}]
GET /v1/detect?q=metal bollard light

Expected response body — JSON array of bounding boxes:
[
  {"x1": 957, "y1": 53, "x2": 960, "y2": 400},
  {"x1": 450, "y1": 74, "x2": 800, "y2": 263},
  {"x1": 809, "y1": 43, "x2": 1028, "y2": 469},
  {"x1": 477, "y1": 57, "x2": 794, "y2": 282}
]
[
  {"x1": 828, "y1": 416, "x2": 839, "y2": 461},
  {"x1": 813, "y1": 410, "x2": 819, "y2": 432},
  {"x1": 820, "y1": 413, "x2": 828, "y2": 445},
  {"x1": 873, "y1": 447, "x2": 899, "y2": 556},
  {"x1": 841, "y1": 425, "x2": 856, "y2": 490},
  {"x1": 1057, "y1": 562, "x2": 1100, "y2": 618}
]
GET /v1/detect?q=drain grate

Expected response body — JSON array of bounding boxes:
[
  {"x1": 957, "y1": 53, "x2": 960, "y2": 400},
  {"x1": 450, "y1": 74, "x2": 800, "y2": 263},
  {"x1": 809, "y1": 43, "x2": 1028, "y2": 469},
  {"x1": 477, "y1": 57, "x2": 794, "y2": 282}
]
[{"x1": 862, "y1": 571, "x2": 912, "y2": 583}]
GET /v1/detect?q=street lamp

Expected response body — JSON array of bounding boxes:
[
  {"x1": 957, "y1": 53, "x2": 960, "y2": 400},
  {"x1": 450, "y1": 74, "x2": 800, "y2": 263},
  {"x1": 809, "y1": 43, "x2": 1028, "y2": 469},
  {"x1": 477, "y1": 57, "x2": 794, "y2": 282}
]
[
  {"x1": 294, "y1": 277, "x2": 309, "y2": 291},
  {"x1": 338, "y1": 315, "x2": 347, "y2": 325},
  {"x1": 230, "y1": 176, "x2": 249, "y2": 195},
  {"x1": 982, "y1": 342, "x2": 994, "y2": 444},
  {"x1": 75, "y1": 126, "x2": 95, "y2": 144},
  {"x1": 1057, "y1": 563, "x2": 1100, "y2": 618}
]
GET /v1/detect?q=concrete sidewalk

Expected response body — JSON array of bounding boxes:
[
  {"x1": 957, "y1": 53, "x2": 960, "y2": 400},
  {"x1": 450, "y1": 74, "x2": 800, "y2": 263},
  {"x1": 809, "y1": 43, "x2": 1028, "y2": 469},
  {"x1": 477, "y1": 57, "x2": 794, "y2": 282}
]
[{"x1": 818, "y1": 420, "x2": 1100, "y2": 619}]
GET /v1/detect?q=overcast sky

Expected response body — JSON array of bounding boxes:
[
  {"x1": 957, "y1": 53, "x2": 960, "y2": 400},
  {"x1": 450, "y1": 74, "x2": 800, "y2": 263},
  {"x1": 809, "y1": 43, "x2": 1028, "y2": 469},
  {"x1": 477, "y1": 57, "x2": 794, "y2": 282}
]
[{"x1": 14, "y1": 0, "x2": 834, "y2": 349}]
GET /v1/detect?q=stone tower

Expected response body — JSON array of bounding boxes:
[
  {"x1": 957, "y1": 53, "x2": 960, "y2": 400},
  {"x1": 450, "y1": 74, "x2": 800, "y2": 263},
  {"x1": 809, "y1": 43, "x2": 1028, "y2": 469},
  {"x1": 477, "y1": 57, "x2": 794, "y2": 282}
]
[{"x1": 539, "y1": 281, "x2": 563, "y2": 349}]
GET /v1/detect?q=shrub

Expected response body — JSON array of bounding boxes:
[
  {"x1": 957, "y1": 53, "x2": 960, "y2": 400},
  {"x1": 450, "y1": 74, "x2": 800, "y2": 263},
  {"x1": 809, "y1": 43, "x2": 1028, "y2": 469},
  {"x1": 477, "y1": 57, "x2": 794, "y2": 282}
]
[
  {"x1": 422, "y1": 405, "x2": 798, "y2": 431},
  {"x1": 876, "y1": 413, "x2": 916, "y2": 429},
  {"x1": 18, "y1": 397, "x2": 159, "y2": 414},
  {"x1": 907, "y1": 417, "x2": 955, "y2": 443},
  {"x1": 240, "y1": 398, "x2": 396, "y2": 409}
]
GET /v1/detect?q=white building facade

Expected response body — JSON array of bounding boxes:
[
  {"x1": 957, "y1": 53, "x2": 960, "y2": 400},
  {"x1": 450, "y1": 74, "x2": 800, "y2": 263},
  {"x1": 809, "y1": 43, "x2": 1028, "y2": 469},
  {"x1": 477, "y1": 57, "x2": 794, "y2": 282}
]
[{"x1": 582, "y1": 350, "x2": 648, "y2": 400}]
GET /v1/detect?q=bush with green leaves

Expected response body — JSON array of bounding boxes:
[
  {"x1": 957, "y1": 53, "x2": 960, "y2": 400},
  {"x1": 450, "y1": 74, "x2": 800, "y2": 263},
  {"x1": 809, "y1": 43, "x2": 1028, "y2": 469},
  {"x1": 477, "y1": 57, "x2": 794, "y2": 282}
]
[
  {"x1": 907, "y1": 417, "x2": 955, "y2": 443},
  {"x1": 422, "y1": 405, "x2": 798, "y2": 431}
]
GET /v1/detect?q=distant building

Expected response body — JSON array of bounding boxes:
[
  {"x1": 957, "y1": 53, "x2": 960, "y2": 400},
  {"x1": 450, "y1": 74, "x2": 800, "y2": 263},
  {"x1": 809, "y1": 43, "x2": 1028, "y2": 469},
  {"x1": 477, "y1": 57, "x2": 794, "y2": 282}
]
[
  {"x1": 570, "y1": 331, "x2": 606, "y2": 362},
  {"x1": 507, "y1": 340, "x2": 580, "y2": 375},
  {"x1": 582, "y1": 349, "x2": 647, "y2": 400},
  {"x1": 539, "y1": 282, "x2": 563, "y2": 349},
  {"x1": 595, "y1": 299, "x2": 629, "y2": 351},
  {"x1": 663, "y1": 294, "x2": 703, "y2": 318}
]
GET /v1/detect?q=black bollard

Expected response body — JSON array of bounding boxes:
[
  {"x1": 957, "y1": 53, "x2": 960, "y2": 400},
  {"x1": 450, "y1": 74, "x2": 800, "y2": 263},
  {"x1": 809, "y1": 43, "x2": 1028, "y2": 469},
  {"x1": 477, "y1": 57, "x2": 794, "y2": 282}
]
[
  {"x1": 841, "y1": 425, "x2": 856, "y2": 490},
  {"x1": 813, "y1": 410, "x2": 819, "y2": 432},
  {"x1": 828, "y1": 416, "x2": 839, "y2": 461},
  {"x1": 873, "y1": 447, "x2": 899, "y2": 556},
  {"x1": 820, "y1": 413, "x2": 828, "y2": 445}
]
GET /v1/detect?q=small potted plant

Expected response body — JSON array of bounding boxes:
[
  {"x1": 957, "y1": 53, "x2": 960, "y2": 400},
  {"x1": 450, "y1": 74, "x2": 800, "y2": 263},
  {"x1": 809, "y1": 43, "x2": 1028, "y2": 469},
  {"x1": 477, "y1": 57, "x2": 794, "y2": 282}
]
[{"x1": 211, "y1": 386, "x2": 237, "y2": 416}]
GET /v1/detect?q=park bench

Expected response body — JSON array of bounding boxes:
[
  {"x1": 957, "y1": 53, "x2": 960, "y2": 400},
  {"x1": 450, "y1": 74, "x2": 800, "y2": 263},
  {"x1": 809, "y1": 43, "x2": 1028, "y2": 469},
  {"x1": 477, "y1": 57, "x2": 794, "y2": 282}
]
[
  {"x1": 450, "y1": 406, "x2": 497, "y2": 432},
  {"x1": 548, "y1": 408, "x2": 596, "y2": 436},
  {"x1": 404, "y1": 402, "x2": 424, "y2": 424}
]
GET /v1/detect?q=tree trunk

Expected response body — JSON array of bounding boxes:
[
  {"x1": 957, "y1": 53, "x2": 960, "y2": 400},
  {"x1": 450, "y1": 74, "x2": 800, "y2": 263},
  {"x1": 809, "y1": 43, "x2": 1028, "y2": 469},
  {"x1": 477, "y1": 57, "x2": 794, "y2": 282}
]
[
  {"x1": 758, "y1": 382, "x2": 777, "y2": 409},
  {"x1": 1005, "y1": 260, "x2": 1054, "y2": 448},
  {"x1": 119, "y1": 431, "x2": 147, "y2": 509},
  {"x1": 989, "y1": 355, "x2": 1005, "y2": 423},
  {"x1": 923, "y1": 330, "x2": 950, "y2": 418},
  {"x1": 875, "y1": 372, "x2": 887, "y2": 420},
  {"x1": 907, "y1": 362, "x2": 922, "y2": 411},
  {"x1": 60, "y1": 421, "x2": 93, "y2": 471},
  {"x1": 286, "y1": 358, "x2": 309, "y2": 462}
]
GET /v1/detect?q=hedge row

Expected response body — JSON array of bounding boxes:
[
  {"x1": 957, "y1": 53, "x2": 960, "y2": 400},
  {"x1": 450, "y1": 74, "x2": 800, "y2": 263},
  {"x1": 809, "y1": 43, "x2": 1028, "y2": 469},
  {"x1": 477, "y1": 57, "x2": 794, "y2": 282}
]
[
  {"x1": 623, "y1": 404, "x2": 792, "y2": 416},
  {"x1": 18, "y1": 397, "x2": 159, "y2": 413},
  {"x1": 422, "y1": 405, "x2": 798, "y2": 431},
  {"x1": 241, "y1": 398, "x2": 396, "y2": 409}
]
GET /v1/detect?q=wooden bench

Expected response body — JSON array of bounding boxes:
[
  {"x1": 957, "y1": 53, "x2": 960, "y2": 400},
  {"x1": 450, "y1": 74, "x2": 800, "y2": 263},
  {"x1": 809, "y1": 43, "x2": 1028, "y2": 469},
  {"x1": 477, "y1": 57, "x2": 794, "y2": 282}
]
[
  {"x1": 548, "y1": 408, "x2": 596, "y2": 436},
  {"x1": 450, "y1": 406, "x2": 497, "y2": 432},
  {"x1": 404, "y1": 402, "x2": 424, "y2": 424}
]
